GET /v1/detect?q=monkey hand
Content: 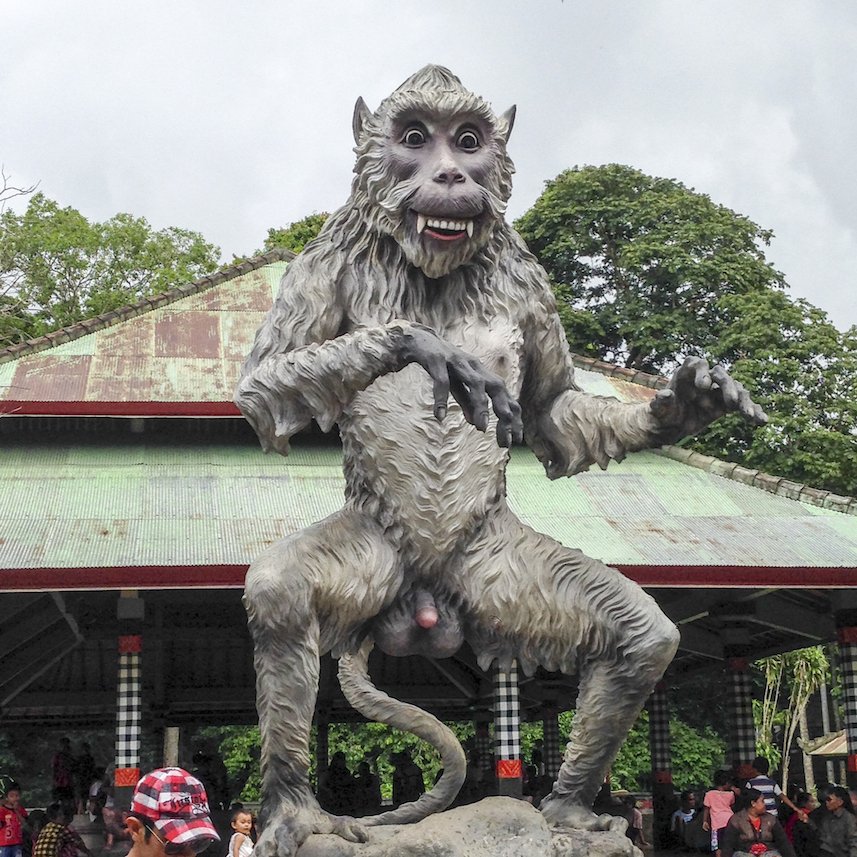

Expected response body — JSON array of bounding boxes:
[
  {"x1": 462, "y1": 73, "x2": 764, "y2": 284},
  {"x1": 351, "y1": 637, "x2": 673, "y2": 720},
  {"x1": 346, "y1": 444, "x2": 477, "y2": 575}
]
[
  {"x1": 400, "y1": 324, "x2": 524, "y2": 448},
  {"x1": 650, "y1": 356, "x2": 767, "y2": 440}
]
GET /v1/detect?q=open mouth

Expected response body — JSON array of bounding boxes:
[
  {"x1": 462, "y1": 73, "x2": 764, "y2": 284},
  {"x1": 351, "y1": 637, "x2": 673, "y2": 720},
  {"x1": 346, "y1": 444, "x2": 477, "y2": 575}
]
[{"x1": 415, "y1": 213, "x2": 474, "y2": 241}]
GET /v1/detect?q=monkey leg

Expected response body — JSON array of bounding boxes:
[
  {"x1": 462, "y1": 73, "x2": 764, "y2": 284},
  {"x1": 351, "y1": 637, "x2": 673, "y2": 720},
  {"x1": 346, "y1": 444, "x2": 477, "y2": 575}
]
[
  {"x1": 460, "y1": 507, "x2": 679, "y2": 831},
  {"x1": 244, "y1": 509, "x2": 401, "y2": 857}
]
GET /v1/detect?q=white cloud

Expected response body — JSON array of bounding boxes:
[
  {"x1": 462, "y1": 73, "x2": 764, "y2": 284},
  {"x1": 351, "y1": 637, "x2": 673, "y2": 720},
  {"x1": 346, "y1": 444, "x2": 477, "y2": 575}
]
[{"x1": 2, "y1": 0, "x2": 854, "y2": 329}]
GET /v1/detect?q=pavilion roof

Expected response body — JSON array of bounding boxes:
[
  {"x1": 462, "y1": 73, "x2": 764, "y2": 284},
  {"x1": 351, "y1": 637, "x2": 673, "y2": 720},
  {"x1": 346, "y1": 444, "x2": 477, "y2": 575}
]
[
  {"x1": 0, "y1": 251, "x2": 292, "y2": 416},
  {"x1": 1, "y1": 432, "x2": 855, "y2": 591}
]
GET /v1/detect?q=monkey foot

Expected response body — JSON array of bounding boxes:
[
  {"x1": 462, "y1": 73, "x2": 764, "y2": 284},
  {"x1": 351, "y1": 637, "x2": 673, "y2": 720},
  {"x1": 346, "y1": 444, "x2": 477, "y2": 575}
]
[
  {"x1": 255, "y1": 806, "x2": 368, "y2": 857},
  {"x1": 539, "y1": 795, "x2": 628, "y2": 834}
]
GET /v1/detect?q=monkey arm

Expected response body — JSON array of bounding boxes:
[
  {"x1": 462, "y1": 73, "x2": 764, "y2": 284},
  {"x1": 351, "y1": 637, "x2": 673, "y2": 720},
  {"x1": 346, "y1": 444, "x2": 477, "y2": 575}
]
[
  {"x1": 531, "y1": 389, "x2": 679, "y2": 479},
  {"x1": 522, "y1": 295, "x2": 765, "y2": 479},
  {"x1": 235, "y1": 320, "x2": 425, "y2": 455},
  {"x1": 520, "y1": 297, "x2": 678, "y2": 479}
]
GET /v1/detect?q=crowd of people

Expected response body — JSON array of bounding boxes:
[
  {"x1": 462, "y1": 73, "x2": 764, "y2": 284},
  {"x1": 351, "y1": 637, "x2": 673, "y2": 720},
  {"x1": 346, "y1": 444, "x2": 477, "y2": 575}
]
[
  {"x1": 668, "y1": 756, "x2": 857, "y2": 857},
  {"x1": 7, "y1": 738, "x2": 857, "y2": 857}
]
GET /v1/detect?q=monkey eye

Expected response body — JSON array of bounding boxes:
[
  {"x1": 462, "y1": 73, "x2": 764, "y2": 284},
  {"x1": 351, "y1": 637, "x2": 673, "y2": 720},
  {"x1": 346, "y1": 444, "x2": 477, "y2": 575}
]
[
  {"x1": 401, "y1": 127, "x2": 427, "y2": 147},
  {"x1": 456, "y1": 129, "x2": 481, "y2": 151}
]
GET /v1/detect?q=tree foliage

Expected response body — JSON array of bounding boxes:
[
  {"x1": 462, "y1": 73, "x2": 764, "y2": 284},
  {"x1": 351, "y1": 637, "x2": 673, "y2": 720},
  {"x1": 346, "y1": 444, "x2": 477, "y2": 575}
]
[
  {"x1": 516, "y1": 164, "x2": 857, "y2": 496},
  {"x1": 515, "y1": 164, "x2": 786, "y2": 374},
  {"x1": 0, "y1": 193, "x2": 220, "y2": 347},
  {"x1": 753, "y1": 646, "x2": 830, "y2": 790},
  {"x1": 692, "y1": 291, "x2": 857, "y2": 495},
  {"x1": 262, "y1": 213, "x2": 329, "y2": 255}
]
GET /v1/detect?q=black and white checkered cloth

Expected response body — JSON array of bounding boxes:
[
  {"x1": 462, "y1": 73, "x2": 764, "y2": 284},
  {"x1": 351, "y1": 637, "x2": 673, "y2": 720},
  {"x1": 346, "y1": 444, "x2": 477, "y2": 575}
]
[
  {"x1": 494, "y1": 661, "x2": 521, "y2": 762},
  {"x1": 648, "y1": 683, "x2": 672, "y2": 774},
  {"x1": 839, "y1": 638, "x2": 857, "y2": 756},
  {"x1": 116, "y1": 650, "x2": 142, "y2": 769},
  {"x1": 726, "y1": 666, "x2": 756, "y2": 765},
  {"x1": 542, "y1": 710, "x2": 563, "y2": 778}
]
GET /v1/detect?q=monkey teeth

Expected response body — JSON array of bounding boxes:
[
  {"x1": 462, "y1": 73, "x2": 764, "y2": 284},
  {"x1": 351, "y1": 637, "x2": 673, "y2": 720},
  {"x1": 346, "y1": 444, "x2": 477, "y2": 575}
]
[{"x1": 416, "y1": 214, "x2": 474, "y2": 238}]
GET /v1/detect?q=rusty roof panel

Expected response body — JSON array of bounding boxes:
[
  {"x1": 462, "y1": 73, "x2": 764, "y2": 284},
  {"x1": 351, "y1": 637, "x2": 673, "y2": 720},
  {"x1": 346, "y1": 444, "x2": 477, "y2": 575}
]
[
  {"x1": 0, "y1": 262, "x2": 289, "y2": 410},
  {"x1": 154, "y1": 312, "x2": 221, "y2": 359},
  {"x1": 12, "y1": 355, "x2": 92, "y2": 401}
]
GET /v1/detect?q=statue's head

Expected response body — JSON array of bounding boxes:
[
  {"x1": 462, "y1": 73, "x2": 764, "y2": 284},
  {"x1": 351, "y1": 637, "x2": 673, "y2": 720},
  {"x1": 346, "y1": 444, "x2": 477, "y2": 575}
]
[{"x1": 351, "y1": 65, "x2": 516, "y2": 279}]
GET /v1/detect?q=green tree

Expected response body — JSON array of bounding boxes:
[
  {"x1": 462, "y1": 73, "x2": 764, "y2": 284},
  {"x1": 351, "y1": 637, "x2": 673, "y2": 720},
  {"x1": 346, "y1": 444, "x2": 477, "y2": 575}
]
[
  {"x1": 516, "y1": 164, "x2": 857, "y2": 496},
  {"x1": 515, "y1": 164, "x2": 786, "y2": 374},
  {"x1": 262, "y1": 213, "x2": 329, "y2": 255},
  {"x1": 693, "y1": 290, "x2": 857, "y2": 495},
  {"x1": 0, "y1": 193, "x2": 220, "y2": 347},
  {"x1": 754, "y1": 646, "x2": 830, "y2": 791}
]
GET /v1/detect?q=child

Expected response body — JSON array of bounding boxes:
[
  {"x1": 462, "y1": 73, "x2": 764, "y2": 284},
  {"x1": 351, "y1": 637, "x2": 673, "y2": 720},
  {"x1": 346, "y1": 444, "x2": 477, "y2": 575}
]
[
  {"x1": 227, "y1": 809, "x2": 254, "y2": 857},
  {"x1": 671, "y1": 790, "x2": 698, "y2": 847},
  {"x1": 0, "y1": 780, "x2": 29, "y2": 857},
  {"x1": 703, "y1": 770, "x2": 736, "y2": 857},
  {"x1": 32, "y1": 803, "x2": 89, "y2": 857}
]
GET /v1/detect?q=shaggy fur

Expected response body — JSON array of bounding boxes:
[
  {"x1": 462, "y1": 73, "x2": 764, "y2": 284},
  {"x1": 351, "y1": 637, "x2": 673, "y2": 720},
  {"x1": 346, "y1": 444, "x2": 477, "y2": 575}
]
[{"x1": 236, "y1": 66, "x2": 761, "y2": 857}]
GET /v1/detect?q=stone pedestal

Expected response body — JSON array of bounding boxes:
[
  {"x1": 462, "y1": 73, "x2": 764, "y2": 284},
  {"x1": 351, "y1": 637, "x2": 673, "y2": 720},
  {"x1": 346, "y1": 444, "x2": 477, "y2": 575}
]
[{"x1": 295, "y1": 797, "x2": 640, "y2": 857}]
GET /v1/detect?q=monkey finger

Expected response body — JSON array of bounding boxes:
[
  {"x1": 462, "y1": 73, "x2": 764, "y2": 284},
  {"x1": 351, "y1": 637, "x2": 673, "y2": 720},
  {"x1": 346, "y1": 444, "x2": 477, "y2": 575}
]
[
  {"x1": 672, "y1": 356, "x2": 708, "y2": 394},
  {"x1": 710, "y1": 365, "x2": 740, "y2": 409},
  {"x1": 425, "y1": 357, "x2": 451, "y2": 421},
  {"x1": 650, "y1": 388, "x2": 677, "y2": 421},
  {"x1": 448, "y1": 375, "x2": 482, "y2": 428},
  {"x1": 509, "y1": 398, "x2": 524, "y2": 444},
  {"x1": 692, "y1": 359, "x2": 713, "y2": 391},
  {"x1": 736, "y1": 386, "x2": 759, "y2": 421},
  {"x1": 471, "y1": 380, "x2": 490, "y2": 432}
]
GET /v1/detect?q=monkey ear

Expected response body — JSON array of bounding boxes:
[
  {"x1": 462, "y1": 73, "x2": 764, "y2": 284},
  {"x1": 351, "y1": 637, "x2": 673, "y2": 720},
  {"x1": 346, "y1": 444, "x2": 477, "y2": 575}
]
[
  {"x1": 353, "y1": 97, "x2": 373, "y2": 144},
  {"x1": 498, "y1": 105, "x2": 516, "y2": 143}
]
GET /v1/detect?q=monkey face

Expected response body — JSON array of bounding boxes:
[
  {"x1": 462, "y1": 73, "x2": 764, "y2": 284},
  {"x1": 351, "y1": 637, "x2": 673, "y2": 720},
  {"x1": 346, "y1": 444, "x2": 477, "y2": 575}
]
[
  {"x1": 383, "y1": 111, "x2": 501, "y2": 278},
  {"x1": 352, "y1": 67, "x2": 515, "y2": 278}
]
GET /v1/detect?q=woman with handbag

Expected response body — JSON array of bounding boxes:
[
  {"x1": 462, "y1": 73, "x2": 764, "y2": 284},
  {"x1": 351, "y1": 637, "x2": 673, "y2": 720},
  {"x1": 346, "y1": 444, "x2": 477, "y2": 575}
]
[{"x1": 721, "y1": 789, "x2": 796, "y2": 857}]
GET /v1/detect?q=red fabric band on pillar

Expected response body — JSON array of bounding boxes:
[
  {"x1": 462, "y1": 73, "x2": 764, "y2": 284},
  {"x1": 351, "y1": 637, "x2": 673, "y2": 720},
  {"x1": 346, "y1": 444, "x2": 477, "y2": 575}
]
[
  {"x1": 837, "y1": 627, "x2": 857, "y2": 644},
  {"x1": 847, "y1": 755, "x2": 857, "y2": 773},
  {"x1": 118, "y1": 635, "x2": 142, "y2": 654},
  {"x1": 654, "y1": 770, "x2": 673, "y2": 784},
  {"x1": 727, "y1": 657, "x2": 748, "y2": 672},
  {"x1": 496, "y1": 759, "x2": 523, "y2": 779},
  {"x1": 114, "y1": 767, "x2": 141, "y2": 786}
]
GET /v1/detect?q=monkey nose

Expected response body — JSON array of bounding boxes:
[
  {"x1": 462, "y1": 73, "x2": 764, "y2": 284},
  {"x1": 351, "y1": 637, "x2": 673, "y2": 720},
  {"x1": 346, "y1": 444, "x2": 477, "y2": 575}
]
[{"x1": 434, "y1": 168, "x2": 465, "y2": 185}]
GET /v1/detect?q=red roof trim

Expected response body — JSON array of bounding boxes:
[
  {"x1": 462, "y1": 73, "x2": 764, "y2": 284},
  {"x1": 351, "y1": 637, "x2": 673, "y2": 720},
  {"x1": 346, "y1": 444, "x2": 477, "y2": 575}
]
[
  {"x1": 617, "y1": 565, "x2": 857, "y2": 588},
  {"x1": 0, "y1": 401, "x2": 241, "y2": 417},
  {"x1": 0, "y1": 565, "x2": 249, "y2": 591},
  {"x1": 1, "y1": 564, "x2": 854, "y2": 592}
]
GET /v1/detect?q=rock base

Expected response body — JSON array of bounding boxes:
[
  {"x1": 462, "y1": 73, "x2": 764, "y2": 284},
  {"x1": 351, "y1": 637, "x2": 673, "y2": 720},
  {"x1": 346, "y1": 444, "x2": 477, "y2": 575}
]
[{"x1": 296, "y1": 797, "x2": 640, "y2": 857}]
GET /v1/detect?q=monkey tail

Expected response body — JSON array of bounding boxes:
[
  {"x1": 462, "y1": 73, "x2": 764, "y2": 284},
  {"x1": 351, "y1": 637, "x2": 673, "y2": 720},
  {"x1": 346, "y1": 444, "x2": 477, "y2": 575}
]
[{"x1": 337, "y1": 638, "x2": 466, "y2": 826}]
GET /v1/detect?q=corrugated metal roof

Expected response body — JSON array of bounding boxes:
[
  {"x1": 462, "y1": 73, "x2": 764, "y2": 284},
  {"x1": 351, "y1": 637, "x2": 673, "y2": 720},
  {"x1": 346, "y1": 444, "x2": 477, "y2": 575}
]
[
  {"x1": 2, "y1": 441, "x2": 856, "y2": 580},
  {"x1": 0, "y1": 260, "x2": 289, "y2": 412}
]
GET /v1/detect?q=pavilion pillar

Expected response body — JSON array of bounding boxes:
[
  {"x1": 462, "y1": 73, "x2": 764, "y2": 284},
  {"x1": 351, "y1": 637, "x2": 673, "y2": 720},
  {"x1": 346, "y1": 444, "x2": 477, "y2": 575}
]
[
  {"x1": 494, "y1": 661, "x2": 522, "y2": 797},
  {"x1": 114, "y1": 592, "x2": 144, "y2": 806},
  {"x1": 835, "y1": 608, "x2": 857, "y2": 788},
  {"x1": 474, "y1": 715, "x2": 493, "y2": 792},
  {"x1": 542, "y1": 705, "x2": 562, "y2": 779},
  {"x1": 648, "y1": 681, "x2": 673, "y2": 849},
  {"x1": 725, "y1": 654, "x2": 756, "y2": 768},
  {"x1": 163, "y1": 726, "x2": 180, "y2": 767}
]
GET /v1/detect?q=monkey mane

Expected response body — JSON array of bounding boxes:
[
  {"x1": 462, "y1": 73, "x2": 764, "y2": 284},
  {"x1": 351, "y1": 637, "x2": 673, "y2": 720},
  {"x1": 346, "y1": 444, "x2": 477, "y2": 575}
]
[{"x1": 242, "y1": 65, "x2": 552, "y2": 387}]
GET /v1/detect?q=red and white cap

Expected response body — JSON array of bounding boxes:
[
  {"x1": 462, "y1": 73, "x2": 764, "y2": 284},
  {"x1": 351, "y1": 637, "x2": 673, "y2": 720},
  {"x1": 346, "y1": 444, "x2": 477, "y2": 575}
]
[{"x1": 130, "y1": 768, "x2": 220, "y2": 847}]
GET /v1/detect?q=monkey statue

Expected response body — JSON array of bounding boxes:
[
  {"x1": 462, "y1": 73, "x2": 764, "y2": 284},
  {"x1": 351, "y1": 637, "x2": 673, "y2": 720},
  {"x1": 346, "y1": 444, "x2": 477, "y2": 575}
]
[{"x1": 235, "y1": 65, "x2": 766, "y2": 857}]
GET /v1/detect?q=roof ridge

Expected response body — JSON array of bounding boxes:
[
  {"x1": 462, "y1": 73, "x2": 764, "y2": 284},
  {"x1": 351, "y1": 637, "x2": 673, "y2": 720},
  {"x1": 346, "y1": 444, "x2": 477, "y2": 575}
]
[
  {"x1": 571, "y1": 353, "x2": 669, "y2": 390},
  {"x1": 569, "y1": 354, "x2": 857, "y2": 516},
  {"x1": 0, "y1": 248, "x2": 295, "y2": 365}
]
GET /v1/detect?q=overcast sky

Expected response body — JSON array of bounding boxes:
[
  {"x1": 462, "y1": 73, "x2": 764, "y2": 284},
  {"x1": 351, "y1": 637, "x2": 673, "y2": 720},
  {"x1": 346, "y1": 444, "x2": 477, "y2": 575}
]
[{"x1": 3, "y1": 0, "x2": 855, "y2": 330}]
